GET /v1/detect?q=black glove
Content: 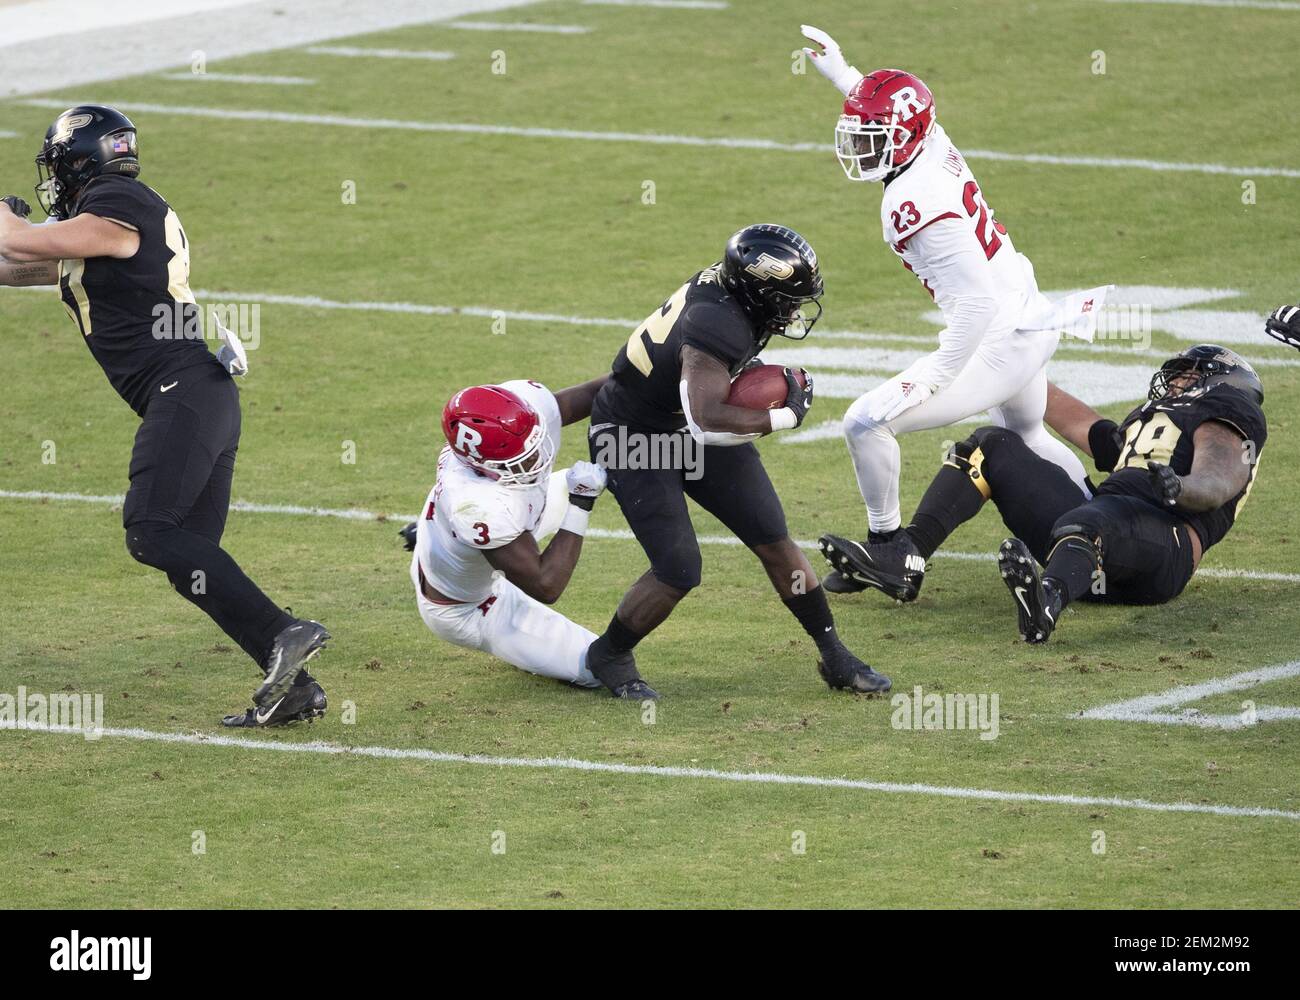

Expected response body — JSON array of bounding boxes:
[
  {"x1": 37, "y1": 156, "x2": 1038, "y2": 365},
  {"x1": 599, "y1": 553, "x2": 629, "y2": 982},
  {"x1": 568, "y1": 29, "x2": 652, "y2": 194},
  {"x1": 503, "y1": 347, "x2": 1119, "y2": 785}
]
[
  {"x1": 782, "y1": 367, "x2": 814, "y2": 427},
  {"x1": 740, "y1": 356, "x2": 765, "y2": 372},
  {"x1": 2, "y1": 195, "x2": 31, "y2": 219},
  {"x1": 399, "y1": 521, "x2": 418, "y2": 551},
  {"x1": 1147, "y1": 461, "x2": 1182, "y2": 507},
  {"x1": 1265, "y1": 304, "x2": 1300, "y2": 351}
]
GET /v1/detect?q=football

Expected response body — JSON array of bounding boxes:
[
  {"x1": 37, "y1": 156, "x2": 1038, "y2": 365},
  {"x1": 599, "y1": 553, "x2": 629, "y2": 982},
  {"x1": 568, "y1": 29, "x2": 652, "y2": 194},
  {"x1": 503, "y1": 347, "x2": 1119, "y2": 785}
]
[{"x1": 726, "y1": 364, "x2": 805, "y2": 410}]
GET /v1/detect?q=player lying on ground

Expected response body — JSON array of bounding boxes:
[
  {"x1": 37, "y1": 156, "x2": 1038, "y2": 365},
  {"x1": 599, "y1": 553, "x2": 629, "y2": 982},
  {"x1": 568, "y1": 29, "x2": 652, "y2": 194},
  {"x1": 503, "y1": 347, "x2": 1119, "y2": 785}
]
[
  {"x1": 581, "y1": 224, "x2": 891, "y2": 699},
  {"x1": 0, "y1": 105, "x2": 328, "y2": 728},
  {"x1": 798, "y1": 26, "x2": 1112, "y2": 594},
  {"x1": 401, "y1": 377, "x2": 615, "y2": 688},
  {"x1": 830, "y1": 345, "x2": 1265, "y2": 644}
]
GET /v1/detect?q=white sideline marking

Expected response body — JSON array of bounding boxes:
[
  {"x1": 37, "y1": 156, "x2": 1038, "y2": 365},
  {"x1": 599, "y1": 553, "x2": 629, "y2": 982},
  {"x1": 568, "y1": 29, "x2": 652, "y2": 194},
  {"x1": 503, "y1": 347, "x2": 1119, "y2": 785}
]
[
  {"x1": 1078, "y1": 661, "x2": 1300, "y2": 730},
  {"x1": 303, "y1": 46, "x2": 457, "y2": 61},
  {"x1": 0, "y1": 0, "x2": 545, "y2": 98},
  {"x1": 3, "y1": 489, "x2": 1298, "y2": 584},
  {"x1": 445, "y1": 20, "x2": 591, "y2": 32},
  {"x1": 584, "y1": 0, "x2": 727, "y2": 8},
  {"x1": 158, "y1": 72, "x2": 317, "y2": 85},
  {"x1": 5, "y1": 721, "x2": 1296, "y2": 821},
  {"x1": 0, "y1": 130, "x2": 17, "y2": 139},
  {"x1": 1101, "y1": 0, "x2": 1300, "y2": 10},
  {"x1": 20, "y1": 99, "x2": 1300, "y2": 179}
]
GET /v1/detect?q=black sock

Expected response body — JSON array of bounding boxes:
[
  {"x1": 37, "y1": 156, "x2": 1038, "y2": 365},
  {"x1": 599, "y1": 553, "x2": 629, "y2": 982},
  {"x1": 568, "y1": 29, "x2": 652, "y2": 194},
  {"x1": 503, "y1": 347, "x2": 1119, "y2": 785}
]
[
  {"x1": 783, "y1": 586, "x2": 841, "y2": 654},
  {"x1": 602, "y1": 613, "x2": 644, "y2": 654},
  {"x1": 1043, "y1": 538, "x2": 1099, "y2": 608},
  {"x1": 906, "y1": 462, "x2": 988, "y2": 559}
]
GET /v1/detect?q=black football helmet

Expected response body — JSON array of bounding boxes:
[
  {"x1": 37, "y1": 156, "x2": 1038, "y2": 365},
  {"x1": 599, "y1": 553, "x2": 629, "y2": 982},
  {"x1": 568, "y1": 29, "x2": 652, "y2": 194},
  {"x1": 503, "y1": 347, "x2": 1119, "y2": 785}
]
[
  {"x1": 720, "y1": 223, "x2": 824, "y2": 349},
  {"x1": 34, "y1": 105, "x2": 140, "y2": 220},
  {"x1": 1149, "y1": 344, "x2": 1263, "y2": 405}
]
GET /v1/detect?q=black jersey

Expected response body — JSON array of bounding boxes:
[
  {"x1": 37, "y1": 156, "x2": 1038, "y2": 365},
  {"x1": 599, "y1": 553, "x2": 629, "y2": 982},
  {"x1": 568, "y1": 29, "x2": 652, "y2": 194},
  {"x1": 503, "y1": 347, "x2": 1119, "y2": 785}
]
[
  {"x1": 59, "y1": 174, "x2": 220, "y2": 415},
  {"x1": 596, "y1": 265, "x2": 760, "y2": 431},
  {"x1": 1095, "y1": 383, "x2": 1266, "y2": 550}
]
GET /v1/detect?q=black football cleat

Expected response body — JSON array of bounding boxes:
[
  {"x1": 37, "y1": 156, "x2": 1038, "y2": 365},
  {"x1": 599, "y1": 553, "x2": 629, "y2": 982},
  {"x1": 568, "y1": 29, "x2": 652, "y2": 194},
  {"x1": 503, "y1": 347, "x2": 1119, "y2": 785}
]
[
  {"x1": 399, "y1": 521, "x2": 418, "y2": 551},
  {"x1": 819, "y1": 532, "x2": 925, "y2": 602},
  {"x1": 817, "y1": 645, "x2": 892, "y2": 694},
  {"x1": 256, "y1": 619, "x2": 330, "y2": 708},
  {"x1": 998, "y1": 538, "x2": 1062, "y2": 644},
  {"x1": 223, "y1": 680, "x2": 328, "y2": 728},
  {"x1": 822, "y1": 569, "x2": 868, "y2": 594},
  {"x1": 586, "y1": 635, "x2": 660, "y2": 700}
]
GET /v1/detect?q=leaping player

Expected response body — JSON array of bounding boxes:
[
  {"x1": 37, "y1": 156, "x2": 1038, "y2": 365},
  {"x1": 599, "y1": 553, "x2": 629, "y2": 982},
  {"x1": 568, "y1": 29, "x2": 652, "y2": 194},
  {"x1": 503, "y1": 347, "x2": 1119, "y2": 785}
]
[
  {"x1": 401, "y1": 377, "x2": 614, "y2": 690},
  {"x1": 796, "y1": 26, "x2": 1112, "y2": 603}
]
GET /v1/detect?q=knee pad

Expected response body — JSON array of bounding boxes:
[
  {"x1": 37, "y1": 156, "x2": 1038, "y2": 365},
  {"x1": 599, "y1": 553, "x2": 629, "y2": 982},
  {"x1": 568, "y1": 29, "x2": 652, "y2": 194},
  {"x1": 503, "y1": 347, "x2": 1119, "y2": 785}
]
[
  {"x1": 125, "y1": 523, "x2": 183, "y2": 575},
  {"x1": 1046, "y1": 515, "x2": 1104, "y2": 569},
  {"x1": 953, "y1": 426, "x2": 1030, "y2": 497},
  {"x1": 651, "y1": 539, "x2": 702, "y2": 593}
]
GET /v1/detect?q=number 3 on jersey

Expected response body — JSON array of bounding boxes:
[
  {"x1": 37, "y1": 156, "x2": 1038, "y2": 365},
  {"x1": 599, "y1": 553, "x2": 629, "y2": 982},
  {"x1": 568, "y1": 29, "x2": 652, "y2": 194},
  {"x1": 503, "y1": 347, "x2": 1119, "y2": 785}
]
[{"x1": 625, "y1": 281, "x2": 690, "y2": 376}]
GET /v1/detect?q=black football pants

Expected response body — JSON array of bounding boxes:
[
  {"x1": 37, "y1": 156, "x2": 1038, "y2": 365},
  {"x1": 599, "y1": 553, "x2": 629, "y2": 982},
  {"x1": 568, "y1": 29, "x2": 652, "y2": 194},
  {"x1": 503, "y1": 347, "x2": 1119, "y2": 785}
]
[{"x1": 122, "y1": 365, "x2": 292, "y2": 669}]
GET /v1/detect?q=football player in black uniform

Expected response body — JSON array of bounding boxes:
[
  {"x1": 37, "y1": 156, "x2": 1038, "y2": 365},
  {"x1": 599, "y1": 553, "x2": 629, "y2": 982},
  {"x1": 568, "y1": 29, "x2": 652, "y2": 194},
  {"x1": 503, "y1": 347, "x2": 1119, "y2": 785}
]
[
  {"x1": 822, "y1": 344, "x2": 1265, "y2": 643},
  {"x1": 583, "y1": 224, "x2": 890, "y2": 697},
  {"x1": 0, "y1": 106, "x2": 328, "y2": 726}
]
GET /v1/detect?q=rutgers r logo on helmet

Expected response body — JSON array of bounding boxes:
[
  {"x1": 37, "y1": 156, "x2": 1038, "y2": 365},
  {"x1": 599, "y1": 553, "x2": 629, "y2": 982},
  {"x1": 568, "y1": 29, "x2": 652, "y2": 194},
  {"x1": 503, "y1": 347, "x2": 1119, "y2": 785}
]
[
  {"x1": 744, "y1": 253, "x2": 797, "y2": 282},
  {"x1": 454, "y1": 423, "x2": 484, "y2": 459},
  {"x1": 890, "y1": 86, "x2": 927, "y2": 119}
]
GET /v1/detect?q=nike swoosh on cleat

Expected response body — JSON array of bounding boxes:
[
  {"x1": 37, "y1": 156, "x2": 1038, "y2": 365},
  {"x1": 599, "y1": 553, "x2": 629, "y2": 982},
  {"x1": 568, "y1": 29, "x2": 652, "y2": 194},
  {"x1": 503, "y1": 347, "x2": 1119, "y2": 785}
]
[
  {"x1": 255, "y1": 697, "x2": 285, "y2": 724},
  {"x1": 1014, "y1": 586, "x2": 1033, "y2": 617}
]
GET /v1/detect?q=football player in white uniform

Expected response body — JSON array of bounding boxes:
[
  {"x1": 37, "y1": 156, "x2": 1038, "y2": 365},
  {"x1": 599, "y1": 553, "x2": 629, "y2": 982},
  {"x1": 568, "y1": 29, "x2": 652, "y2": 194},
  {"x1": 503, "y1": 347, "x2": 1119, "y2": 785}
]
[
  {"x1": 404, "y1": 377, "x2": 613, "y2": 689},
  {"x1": 797, "y1": 26, "x2": 1112, "y2": 603}
]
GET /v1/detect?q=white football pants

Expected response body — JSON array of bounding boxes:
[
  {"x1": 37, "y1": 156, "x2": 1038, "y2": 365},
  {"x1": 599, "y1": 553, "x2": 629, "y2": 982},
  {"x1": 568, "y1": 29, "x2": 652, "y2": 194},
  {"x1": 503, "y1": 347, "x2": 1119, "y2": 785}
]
[
  {"x1": 842, "y1": 328, "x2": 1089, "y2": 534},
  {"x1": 412, "y1": 468, "x2": 600, "y2": 687}
]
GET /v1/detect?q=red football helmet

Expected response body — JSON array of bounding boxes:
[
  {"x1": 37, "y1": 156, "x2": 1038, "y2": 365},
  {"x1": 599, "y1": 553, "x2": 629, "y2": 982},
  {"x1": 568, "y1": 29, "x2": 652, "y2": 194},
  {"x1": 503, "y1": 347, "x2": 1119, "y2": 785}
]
[
  {"x1": 441, "y1": 385, "x2": 554, "y2": 487},
  {"x1": 835, "y1": 70, "x2": 936, "y2": 182}
]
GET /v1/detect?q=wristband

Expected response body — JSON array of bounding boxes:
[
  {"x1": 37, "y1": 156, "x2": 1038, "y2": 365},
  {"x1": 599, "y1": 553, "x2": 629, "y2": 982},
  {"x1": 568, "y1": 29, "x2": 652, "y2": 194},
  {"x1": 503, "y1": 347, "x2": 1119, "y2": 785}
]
[
  {"x1": 769, "y1": 407, "x2": 798, "y2": 432},
  {"x1": 561, "y1": 503, "x2": 591, "y2": 536}
]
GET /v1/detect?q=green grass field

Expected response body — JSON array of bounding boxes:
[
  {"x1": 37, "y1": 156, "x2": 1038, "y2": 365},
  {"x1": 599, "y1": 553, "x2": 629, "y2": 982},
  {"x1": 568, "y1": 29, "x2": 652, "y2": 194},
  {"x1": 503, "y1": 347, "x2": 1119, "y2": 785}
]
[{"x1": 2, "y1": 0, "x2": 1299, "y2": 908}]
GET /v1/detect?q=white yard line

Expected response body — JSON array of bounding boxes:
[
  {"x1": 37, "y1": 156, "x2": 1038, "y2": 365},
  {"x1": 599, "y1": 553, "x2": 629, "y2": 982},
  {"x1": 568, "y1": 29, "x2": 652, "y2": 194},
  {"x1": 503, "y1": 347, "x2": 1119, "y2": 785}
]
[
  {"x1": 583, "y1": 0, "x2": 729, "y2": 8},
  {"x1": 16, "y1": 284, "x2": 1289, "y2": 370},
  {"x1": 0, "y1": 0, "x2": 542, "y2": 98},
  {"x1": 19, "y1": 99, "x2": 1300, "y2": 179},
  {"x1": 444, "y1": 20, "x2": 591, "y2": 32},
  {"x1": 3, "y1": 489, "x2": 1297, "y2": 584},
  {"x1": 303, "y1": 46, "x2": 457, "y2": 61},
  {"x1": 4, "y1": 720, "x2": 1296, "y2": 821},
  {"x1": 158, "y1": 72, "x2": 317, "y2": 85},
  {"x1": 1078, "y1": 661, "x2": 1300, "y2": 730},
  {"x1": 1101, "y1": 0, "x2": 1300, "y2": 10}
]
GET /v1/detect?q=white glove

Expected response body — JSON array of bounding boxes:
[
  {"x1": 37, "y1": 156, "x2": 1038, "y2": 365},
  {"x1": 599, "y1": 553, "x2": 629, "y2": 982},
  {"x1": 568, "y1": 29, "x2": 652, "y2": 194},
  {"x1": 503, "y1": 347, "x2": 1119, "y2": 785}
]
[
  {"x1": 565, "y1": 460, "x2": 607, "y2": 501},
  {"x1": 801, "y1": 24, "x2": 864, "y2": 96},
  {"x1": 213, "y1": 314, "x2": 249, "y2": 376},
  {"x1": 869, "y1": 379, "x2": 933, "y2": 424}
]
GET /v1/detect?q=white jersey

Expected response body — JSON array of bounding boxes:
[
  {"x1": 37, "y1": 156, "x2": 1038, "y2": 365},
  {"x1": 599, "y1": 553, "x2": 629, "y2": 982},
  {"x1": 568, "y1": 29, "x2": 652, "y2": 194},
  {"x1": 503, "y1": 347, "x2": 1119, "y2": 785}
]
[
  {"x1": 411, "y1": 379, "x2": 562, "y2": 604},
  {"x1": 879, "y1": 124, "x2": 1039, "y2": 343}
]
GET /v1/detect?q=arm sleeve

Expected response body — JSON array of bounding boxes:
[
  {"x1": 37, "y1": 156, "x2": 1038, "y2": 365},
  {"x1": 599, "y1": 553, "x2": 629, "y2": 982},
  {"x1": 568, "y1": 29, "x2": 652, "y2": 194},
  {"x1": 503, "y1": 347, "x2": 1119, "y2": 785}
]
[
  {"x1": 904, "y1": 221, "x2": 1001, "y2": 392},
  {"x1": 679, "y1": 301, "x2": 755, "y2": 370},
  {"x1": 75, "y1": 179, "x2": 150, "y2": 232},
  {"x1": 679, "y1": 381, "x2": 761, "y2": 447}
]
